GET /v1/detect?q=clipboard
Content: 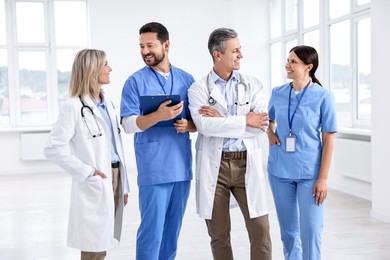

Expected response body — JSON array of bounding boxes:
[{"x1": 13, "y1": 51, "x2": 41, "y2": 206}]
[{"x1": 140, "y1": 95, "x2": 183, "y2": 127}]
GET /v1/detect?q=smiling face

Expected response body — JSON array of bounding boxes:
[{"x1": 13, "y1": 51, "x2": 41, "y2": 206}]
[
  {"x1": 213, "y1": 37, "x2": 243, "y2": 80},
  {"x1": 97, "y1": 60, "x2": 112, "y2": 85},
  {"x1": 139, "y1": 32, "x2": 168, "y2": 67},
  {"x1": 285, "y1": 51, "x2": 312, "y2": 81}
]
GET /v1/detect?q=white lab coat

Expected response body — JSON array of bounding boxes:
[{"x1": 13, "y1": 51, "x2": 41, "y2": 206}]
[
  {"x1": 44, "y1": 95, "x2": 130, "y2": 252},
  {"x1": 188, "y1": 72, "x2": 269, "y2": 219}
]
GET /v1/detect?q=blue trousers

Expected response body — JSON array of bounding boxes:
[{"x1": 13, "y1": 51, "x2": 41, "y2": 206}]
[
  {"x1": 136, "y1": 181, "x2": 190, "y2": 260},
  {"x1": 268, "y1": 174, "x2": 323, "y2": 260}
]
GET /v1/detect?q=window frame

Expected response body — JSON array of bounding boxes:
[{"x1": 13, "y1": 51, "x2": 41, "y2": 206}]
[
  {"x1": 0, "y1": 0, "x2": 89, "y2": 130},
  {"x1": 269, "y1": 0, "x2": 371, "y2": 130},
  {"x1": 352, "y1": 11, "x2": 371, "y2": 126}
]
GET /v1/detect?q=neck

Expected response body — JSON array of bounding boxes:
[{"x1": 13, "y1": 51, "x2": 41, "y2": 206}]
[
  {"x1": 93, "y1": 89, "x2": 102, "y2": 103},
  {"x1": 151, "y1": 60, "x2": 170, "y2": 73},
  {"x1": 292, "y1": 78, "x2": 311, "y2": 91},
  {"x1": 213, "y1": 67, "x2": 232, "y2": 82}
]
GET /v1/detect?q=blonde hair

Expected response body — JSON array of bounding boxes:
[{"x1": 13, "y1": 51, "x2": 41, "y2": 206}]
[{"x1": 69, "y1": 49, "x2": 106, "y2": 98}]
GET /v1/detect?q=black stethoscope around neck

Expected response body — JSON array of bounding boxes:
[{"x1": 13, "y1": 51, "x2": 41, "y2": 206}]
[
  {"x1": 79, "y1": 97, "x2": 102, "y2": 138},
  {"x1": 207, "y1": 73, "x2": 249, "y2": 106}
]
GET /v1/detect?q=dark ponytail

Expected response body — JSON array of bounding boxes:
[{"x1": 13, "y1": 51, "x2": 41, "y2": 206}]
[{"x1": 311, "y1": 74, "x2": 322, "y2": 87}]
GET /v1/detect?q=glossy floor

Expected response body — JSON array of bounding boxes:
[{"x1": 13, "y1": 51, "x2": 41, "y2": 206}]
[{"x1": 1, "y1": 171, "x2": 389, "y2": 260}]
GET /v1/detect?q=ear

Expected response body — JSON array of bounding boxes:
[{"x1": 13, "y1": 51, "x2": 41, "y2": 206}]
[
  {"x1": 164, "y1": 40, "x2": 170, "y2": 52},
  {"x1": 213, "y1": 50, "x2": 221, "y2": 61}
]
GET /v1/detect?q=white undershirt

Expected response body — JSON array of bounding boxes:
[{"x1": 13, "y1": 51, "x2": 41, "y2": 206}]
[{"x1": 156, "y1": 70, "x2": 170, "y2": 79}]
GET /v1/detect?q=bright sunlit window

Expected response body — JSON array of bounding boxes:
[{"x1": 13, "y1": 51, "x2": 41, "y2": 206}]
[
  {"x1": 269, "y1": 0, "x2": 371, "y2": 129},
  {"x1": 0, "y1": 0, "x2": 88, "y2": 129}
]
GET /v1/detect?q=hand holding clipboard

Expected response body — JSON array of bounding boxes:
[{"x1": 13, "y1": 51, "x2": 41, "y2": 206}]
[{"x1": 140, "y1": 95, "x2": 184, "y2": 127}]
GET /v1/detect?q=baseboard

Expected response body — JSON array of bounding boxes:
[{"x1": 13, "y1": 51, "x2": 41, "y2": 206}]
[
  {"x1": 0, "y1": 166, "x2": 65, "y2": 176},
  {"x1": 370, "y1": 210, "x2": 390, "y2": 224}
]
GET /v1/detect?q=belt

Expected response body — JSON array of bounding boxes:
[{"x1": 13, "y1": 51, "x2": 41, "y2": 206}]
[
  {"x1": 111, "y1": 161, "x2": 120, "y2": 168},
  {"x1": 221, "y1": 151, "x2": 247, "y2": 160}
]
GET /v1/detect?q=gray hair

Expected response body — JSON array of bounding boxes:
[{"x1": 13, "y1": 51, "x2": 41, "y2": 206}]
[{"x1": 208, "y1": 28, "x2": 238, "y2": 60}]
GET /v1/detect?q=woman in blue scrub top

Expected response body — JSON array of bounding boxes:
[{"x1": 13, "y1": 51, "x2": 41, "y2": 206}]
[{"x1": 267, "y1": 45, "x2": 337, "y2": 260}]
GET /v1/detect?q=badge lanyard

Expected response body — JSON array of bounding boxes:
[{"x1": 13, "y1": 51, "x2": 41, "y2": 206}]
[
  {"x1": 286, "y1": 80, "x2": 311, "y2": 152},
  {"x1": 150, "y1": 67, "x2": 174, "y2": 95}
]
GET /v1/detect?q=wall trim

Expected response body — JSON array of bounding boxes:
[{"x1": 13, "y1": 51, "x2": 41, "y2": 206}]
[
  {"x1": 0, "y1": 167, "x2": 65, "y2": 176},
  {"x1": 370, "y1": 210, "x2": 390, "y2": 224}
]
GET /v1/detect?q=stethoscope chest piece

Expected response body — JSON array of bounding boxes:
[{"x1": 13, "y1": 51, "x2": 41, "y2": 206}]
[{"x1": 208, "y1": 96, "x2": 217, "y2": 106}]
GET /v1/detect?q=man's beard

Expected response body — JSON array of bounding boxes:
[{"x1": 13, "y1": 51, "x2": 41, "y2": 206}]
[{"x1": 143, "y1": 52, "x2": 165, "y2": 67}]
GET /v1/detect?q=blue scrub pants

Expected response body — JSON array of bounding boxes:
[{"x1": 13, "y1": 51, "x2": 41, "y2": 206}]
[
  {"x1": 268, "y1": 174, "x2": 323, "y2": 260},
  {"x1": 136, "y1": 181, "x2": 190, "y2": 260}
]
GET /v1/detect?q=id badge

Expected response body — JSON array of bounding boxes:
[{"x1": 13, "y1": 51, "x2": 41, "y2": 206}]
[{"x1": 286, "y1": 134, "x2": 296, "y2": 152}]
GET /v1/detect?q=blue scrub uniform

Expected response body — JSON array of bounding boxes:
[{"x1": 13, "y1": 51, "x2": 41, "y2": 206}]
[
  {"x1": 121, "y1": 65, "x2": 194, "y2": 260},
  {"x1": 268, "y1": 82, "x2": 337, "y2": 260}
]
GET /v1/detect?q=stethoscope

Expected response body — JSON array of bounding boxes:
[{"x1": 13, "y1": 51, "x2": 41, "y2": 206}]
[
  {"x1": 79, "y1": 97, "x2": 122, "y2": 138},
  {"x1": 80, "y1": 97, "x2": 102, "y2": 138},
  {"x1": 207, "y1": 73, "x2": 249, "y2": 106},
  {"x1": 234, "y1": 81, "x2": 249, "y2": 106}
]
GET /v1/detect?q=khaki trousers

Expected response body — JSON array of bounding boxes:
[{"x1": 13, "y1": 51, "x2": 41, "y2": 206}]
[
  {"x1": 205, "y1": 155, "x2": 272, "y2": 260},
  {"x1": 80, "y1": 251, "x2": 106, "y2": 260},
  {"x1": 112, "y1": 167, "x2": 120, "y2": 214},
  {"x1": 81, "y1": 167, "x2": 120, "y2": 260}
]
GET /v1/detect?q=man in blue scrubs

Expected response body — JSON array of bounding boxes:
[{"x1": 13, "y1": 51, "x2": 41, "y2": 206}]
[{"x1": 120, "y1": 22, "x2": 196, "y2": 260}]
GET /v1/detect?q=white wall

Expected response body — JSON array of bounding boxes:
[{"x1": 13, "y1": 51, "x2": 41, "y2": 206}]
[
  {"x1": 329, "y1": 135, "x2": 371, "y2": 200},
  {"x1": 371, "y1": 0, "x2": 390, "y2": 222}
]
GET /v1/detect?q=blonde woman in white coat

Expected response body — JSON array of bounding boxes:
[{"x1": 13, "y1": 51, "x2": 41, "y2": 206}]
[{"x1": 44, "y1": 49, "x2": 130, "y2": 260}]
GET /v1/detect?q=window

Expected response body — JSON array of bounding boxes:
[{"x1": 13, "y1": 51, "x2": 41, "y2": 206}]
[
  {"x1": 330, "y1": 20, "x2": 351, "y2": 126},
  {"x1": 0, "y1": 0, "x2": 88, "y2": 129},
  {"x1": 303, "y1": 0, "x2": 319, "y2": 28},
  {"x1": 270, "y1": 42, "x2": 282, "y2": 87},
  {"x1": 356, "y1": 17, "x2": 371, "y2": 121},
  {"x1": 270, "y1": 0, "x2": 282, "y2": 39},
  {"x1": 269, "y1": 0, "x2": 321, "y2": 88},
  {"x1": 285, "y1": 0, "x2": 298, "y2": 32},
  {"x1": 0, "y1": 1, "x2": 8, "y2": 125},
  {"x1": 269, "y1": 0, "x2": 371, "y2": 129},
  {"x1": 329, "y1": 0, "x2": 350, "y2": 19}
]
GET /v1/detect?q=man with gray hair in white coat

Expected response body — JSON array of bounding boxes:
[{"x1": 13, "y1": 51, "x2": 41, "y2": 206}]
[{"x1": 188, "y1": 28, "x2": 272, "y2": 260}]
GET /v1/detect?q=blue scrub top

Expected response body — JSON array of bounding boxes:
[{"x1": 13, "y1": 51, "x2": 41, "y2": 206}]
[
  {"x1": 268, "y1": 82, "x2": 337, "y2": 179},
  {"x1": 120, "y1": 65, "x2": 195, "y2": 186}
]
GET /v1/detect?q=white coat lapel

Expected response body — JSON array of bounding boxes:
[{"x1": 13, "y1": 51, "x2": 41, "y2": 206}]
[
  {"x1": 106, "y1": 99, "x2": 120, "y2": 136},
  {"x1": 207, "y1": 76, "x2": 227, "y2": 111}
]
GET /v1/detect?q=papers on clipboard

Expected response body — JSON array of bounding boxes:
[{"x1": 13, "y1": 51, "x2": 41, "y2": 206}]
[{"x1": 140, "y1": 95, "x2": 183, "y2": 127}]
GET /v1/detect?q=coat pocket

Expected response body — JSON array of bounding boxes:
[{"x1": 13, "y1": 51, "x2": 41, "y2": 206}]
[{"x1": 76, "y1": 175, "x2": 105, "y2": 209}]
